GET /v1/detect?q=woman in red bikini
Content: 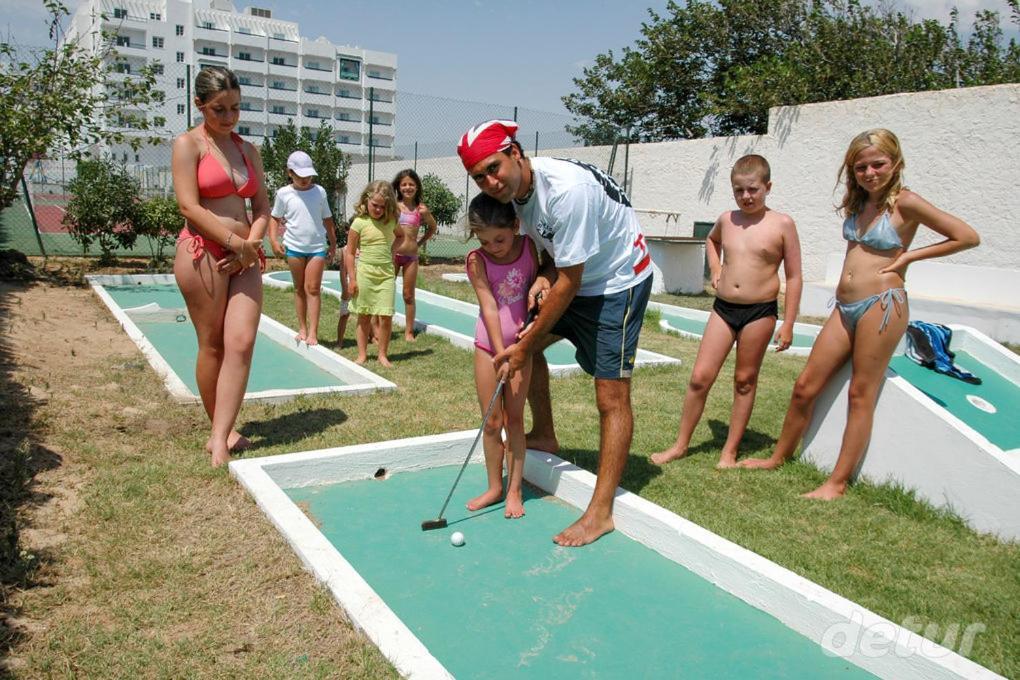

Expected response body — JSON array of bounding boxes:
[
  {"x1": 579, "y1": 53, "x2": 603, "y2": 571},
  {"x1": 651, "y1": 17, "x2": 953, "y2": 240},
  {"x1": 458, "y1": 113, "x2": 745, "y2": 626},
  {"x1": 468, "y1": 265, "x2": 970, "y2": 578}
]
[{"x1": 172, "y1": 66, "x2": 270, "y2": 467}]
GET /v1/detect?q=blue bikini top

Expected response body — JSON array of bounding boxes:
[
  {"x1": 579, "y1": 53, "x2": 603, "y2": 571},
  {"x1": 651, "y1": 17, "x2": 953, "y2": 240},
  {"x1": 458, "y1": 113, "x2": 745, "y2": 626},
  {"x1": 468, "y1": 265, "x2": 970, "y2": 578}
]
[{"x1": 842, "y1": 212, "x2": 903, "y2": 251}]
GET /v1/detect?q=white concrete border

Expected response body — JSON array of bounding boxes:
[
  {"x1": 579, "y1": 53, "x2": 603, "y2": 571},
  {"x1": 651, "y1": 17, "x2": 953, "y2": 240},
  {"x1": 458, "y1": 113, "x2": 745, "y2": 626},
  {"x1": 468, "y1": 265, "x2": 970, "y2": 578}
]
[
  {"x1": 264, "y1": 273, "x2": 681, "y2": 377},
  {"x1": 439, "y1": 272, "x2": 468, "y2": 284},
  {"x1": 88, "y1": 274, "x2": 395, "y2": 403},
  {"x1": 647, "y1": 300, "x2": 821, "y2": 357},
  {"x1": 802, "y1": 325, "x2": 1020, "y2": 541},
  {"x1": 231, "y1": 431, "x2": 1001, "y2": 680}
]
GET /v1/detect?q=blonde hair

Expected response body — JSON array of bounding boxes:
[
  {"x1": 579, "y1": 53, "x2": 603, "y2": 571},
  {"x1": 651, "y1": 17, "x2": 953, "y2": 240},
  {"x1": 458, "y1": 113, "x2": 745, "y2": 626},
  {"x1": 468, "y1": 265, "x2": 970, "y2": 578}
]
[
  {"x1": 354, "y1": 180, "x2": 398, "y2": 222},
  {"x1": 837, "y1": 129, "x2": 905, "y2": 216},
  {"x1": 731, "y1": 154, "x2": 771, "y2": 182}
]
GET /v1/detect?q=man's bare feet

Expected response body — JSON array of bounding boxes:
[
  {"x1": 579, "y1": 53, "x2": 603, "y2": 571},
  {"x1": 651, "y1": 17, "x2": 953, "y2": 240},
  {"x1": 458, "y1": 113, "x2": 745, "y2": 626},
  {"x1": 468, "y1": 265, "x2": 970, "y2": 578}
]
[
  {"x1": 525, "y1": 431, "x2": 559, "y2": 454},
  {"x1": 467, "y1": 488, "x2": 503, "y2": 511},
  {"x1": 504, "y1": 489, "x2": 525, "y2": 519},
  {"x1": 378, "y1": 355, "x2": 393, "y2": 368},
  {"x1": 553, "y1": 510, "x2": 614, "y2": 547},
  {"x1": 306, "y1": 336, "x2": 318, "y2": 346},
  {"x1": 650, "y1": 445, "x2": 687, "y2": 466},
  {"x1": 801, "y1": 481, "x2": 846, "y2": 500},
  {"x1": 295, "y1": 330, "x2": 306, "y2": 342},
  {"x1": 738, "y1": 456, "x2": 784, "y2": 470}
]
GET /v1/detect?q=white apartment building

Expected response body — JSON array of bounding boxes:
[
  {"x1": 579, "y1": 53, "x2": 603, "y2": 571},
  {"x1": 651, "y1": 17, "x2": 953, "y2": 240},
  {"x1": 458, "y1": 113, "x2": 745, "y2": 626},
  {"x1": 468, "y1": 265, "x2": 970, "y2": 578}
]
[{"x1": 66, "y1": 0, "x2": 397, "y2": 162}]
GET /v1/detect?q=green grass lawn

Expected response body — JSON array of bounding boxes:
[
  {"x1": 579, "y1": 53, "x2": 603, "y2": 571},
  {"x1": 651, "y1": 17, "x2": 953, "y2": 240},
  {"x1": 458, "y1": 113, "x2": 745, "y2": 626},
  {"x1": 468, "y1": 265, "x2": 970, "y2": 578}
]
[{"x1": 8, "y1": 264, "x2": 1018, "y2": 678}]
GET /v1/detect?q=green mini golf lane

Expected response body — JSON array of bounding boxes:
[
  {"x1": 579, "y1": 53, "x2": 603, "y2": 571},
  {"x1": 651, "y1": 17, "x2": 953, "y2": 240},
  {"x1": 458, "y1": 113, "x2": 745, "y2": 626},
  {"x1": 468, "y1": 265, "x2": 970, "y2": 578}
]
[
  {"x1": 104, "y1": 285, "x2": 346, "y2": 394},
  {"x1": 890, "y1": 352, "x2": 1020, "y2": 451},
  {"x1": 286, "y1": 466, "x2": 872, "y2": 679},
  {"x1": 659, "y1": 308, "x2": 818, "y2": 349},
  {"x1": 268, "y1": 271, "x2": 582, "y2": 365}
]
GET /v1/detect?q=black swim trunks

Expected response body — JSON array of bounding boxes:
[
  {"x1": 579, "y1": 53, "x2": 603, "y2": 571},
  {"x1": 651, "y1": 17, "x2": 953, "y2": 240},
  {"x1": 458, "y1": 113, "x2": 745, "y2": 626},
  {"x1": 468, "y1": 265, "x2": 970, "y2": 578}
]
[{"x1": 712, "y1": 297, "x2": 778, "y2": 333}]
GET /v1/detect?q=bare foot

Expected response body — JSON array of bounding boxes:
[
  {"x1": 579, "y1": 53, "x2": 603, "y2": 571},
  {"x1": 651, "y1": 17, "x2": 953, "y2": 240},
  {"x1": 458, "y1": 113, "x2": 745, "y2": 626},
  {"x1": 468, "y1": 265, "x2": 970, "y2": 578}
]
[
  {"x1": 738, "y1": 456, "x2": 784, "y2": 470},
  {"x1": 525, "y1": 431, "x2": 559, "y2": 454},
  {"x1": 206, "y1": 431, "x2": 250, "y2": 454},
  {"x1": 553, "y1": 510, "x2": 614, "y2": 547},
  {"x1": 650, "y1": 446, "x2": 687, "y2": 466},
  {"x1": 504, "y1": 489, "x2": 525, "y2": 519},
  {"x1": 378, "y1": 355, "x2": 393, "y2": 367},
  {"x1": 209, "y1": 440, "x2": 231, "y2": 468},
  {"x1": 306, "y1": 336, "x2": 318, "y2": 346},
  {"x1": 467, "y1": 488, "x2": 503, "y2": 511},
  {"x1": 801, "y1": 482, "x2": 846, "y2": 500},
  {"x1": 295, "y1": 330, "x2": 306, "y2": 343},
  {"x1": 228, "y1": 432, "x2": 250, "y2": 452},
  {"x1": 355, "y1": 355, "x2": 367, "y2": 365},
  {"x1": 404, "y1": 333, "x2": 416, "y2": 342},
  {"x1": 715, "y1": 452, "x2": 739, "y2": 469}
]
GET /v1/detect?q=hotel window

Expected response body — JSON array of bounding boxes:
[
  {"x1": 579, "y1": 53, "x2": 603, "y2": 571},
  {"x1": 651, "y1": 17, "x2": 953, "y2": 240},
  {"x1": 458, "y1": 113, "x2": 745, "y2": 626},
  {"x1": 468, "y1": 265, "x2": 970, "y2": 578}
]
[
  {"x1": 175, "y1": 24, "x2": 184, "y2": 36},
  {"x1": 238, "y1": 51, "x2": 251, "y2": 61},
  {"x1": 176, "y1": 77, "x2": 185, "y2": 88},
  {"x1": 338, "y1": 58, "x2": 360, "y2": 81},
  {"x1": 271, "y1": 56, "x2": 285, "y2": 66},
  {"x1": 176, "y1": 51, "x2": 185, "y2": 62},
  {"x1": 151, "y1": 37, "x2": 163, "y2": 48},
  {"x1": 152, "y1": 63, "x2": 163, "y2": 75},
  {"x1": 113, "y1": 8, "x2": 127, "y2": 19},
  {"x1": 177, "y1": 104, "x2": 185, "y2": 114},
  {"x1": 149, "y1": 12, "x2": 161, "y2": 20}
]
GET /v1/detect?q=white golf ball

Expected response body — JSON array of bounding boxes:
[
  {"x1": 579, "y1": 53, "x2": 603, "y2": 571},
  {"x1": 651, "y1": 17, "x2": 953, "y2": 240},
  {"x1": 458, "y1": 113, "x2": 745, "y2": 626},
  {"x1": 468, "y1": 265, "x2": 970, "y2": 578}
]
[{"x1": 450, "y1": 531, "x2": 465, "y2": 547}]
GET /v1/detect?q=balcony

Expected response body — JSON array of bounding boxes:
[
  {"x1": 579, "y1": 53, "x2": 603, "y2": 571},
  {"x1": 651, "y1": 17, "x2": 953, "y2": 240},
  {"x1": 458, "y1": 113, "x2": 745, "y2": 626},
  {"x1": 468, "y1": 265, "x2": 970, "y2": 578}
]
[
  {"x1": 303, "y1": 110, "x2": 330, "y2": 120},
  {"x1": 267, "y1": 86, "x2": 298, "y2": 103},
  {"x1": 366, "y1": 98, "x2": 395, "y2": 115},
  {"x1": 270, "y1": 34, "x2": 299, "y2": 44},
  {"x1": 267, "y1": 111, "x2": 297, "y2": 124},
  {"x1": 302, "y1": 89, "x2": 333, "y2": 106},
  {"x1": 232, "y1": 58, "x2": 264, "y2": 74},
  {"x1": 333, "y1": 117, "x2": 362, "y2": 132},
  {"x1": 231, "y1": 30, "x2": 266, "y2": 48},
  {"x1": 267, "y1": 61, "x2": 298, "y2": 77},
  {"x1": 194, "y1": 25, "x2": 229, "y2": 43}
]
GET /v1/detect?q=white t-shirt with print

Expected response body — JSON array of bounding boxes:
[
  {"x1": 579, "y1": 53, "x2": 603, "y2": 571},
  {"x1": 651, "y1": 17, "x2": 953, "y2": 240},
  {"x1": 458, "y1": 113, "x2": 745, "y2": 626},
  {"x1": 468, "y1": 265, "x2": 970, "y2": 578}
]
[
  {"x1": 271, "y1": 184, "x2": 332, "y2": 253},
  {"x1": 513, "y1": 157, "x2": 651, "y2": 296}
]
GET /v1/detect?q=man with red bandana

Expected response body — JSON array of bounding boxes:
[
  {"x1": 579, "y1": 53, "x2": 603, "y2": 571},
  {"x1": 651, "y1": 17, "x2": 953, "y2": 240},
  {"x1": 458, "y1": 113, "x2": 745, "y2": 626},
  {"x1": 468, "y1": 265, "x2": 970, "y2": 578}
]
[{"x1": 458, "y1": 120, "x2": 653, "y2": 547}]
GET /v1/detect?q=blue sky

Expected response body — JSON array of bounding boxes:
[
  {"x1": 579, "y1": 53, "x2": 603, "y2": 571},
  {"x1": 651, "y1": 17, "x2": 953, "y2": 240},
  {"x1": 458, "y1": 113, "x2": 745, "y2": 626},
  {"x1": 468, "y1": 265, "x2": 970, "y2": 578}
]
[{"x1": 2, "y1": 0, "x2": 1015, "y2": 115}]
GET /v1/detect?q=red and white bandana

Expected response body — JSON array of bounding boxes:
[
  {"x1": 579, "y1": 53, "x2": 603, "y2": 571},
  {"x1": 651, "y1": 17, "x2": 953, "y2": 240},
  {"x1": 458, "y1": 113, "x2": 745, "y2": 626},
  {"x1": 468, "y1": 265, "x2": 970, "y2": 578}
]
[{"x1": 457, "y1": 120, "x2": 519, "y2": 170}]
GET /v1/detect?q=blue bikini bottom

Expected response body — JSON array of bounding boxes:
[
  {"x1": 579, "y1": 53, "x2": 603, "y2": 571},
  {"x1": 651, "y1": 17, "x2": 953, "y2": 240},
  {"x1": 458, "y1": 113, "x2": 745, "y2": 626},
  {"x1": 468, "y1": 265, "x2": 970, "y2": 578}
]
[{"x1": 834, "y1": 288, "x2": 906, "y2": 333}]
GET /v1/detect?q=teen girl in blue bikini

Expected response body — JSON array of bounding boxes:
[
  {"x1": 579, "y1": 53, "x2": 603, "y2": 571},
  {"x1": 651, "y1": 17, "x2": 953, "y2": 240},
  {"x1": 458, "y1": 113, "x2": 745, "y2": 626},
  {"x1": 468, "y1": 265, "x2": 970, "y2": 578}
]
[{"x1": 740, "y1": 129, "x2": 979, "y2": 499}]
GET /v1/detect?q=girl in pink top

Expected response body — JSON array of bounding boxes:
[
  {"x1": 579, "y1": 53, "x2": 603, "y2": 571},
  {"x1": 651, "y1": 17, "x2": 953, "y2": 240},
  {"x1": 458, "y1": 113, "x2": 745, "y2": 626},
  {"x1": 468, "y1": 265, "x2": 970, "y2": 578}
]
[
  {"x1": 391, "y1": 169, "x2": 437, "y2": 341},
  {"x1": 466, "y1": 194, "x2": 538, "y2": 519}
]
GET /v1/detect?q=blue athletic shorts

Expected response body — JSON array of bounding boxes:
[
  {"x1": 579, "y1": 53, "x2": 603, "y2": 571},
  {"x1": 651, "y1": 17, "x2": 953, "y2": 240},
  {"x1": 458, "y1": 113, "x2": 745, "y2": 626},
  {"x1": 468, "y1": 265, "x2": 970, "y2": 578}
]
[
  {"x1": 286, "y1": 248, "x2": 328, "y2": 259},
  {"x1": 550, "y1": 275, "x2": 652, "y2": 379}
]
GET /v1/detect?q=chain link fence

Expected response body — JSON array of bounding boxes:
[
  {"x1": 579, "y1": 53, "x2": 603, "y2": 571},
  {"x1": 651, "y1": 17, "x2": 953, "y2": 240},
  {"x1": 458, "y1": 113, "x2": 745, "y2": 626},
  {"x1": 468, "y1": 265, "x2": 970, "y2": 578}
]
[{"x1": 2, "y1": 60, "x2": 634, "y2": 262}]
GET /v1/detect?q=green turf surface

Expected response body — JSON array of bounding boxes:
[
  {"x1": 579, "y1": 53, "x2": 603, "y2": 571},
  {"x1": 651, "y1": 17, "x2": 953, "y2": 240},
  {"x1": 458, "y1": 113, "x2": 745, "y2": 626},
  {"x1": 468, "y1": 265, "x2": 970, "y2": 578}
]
[{"x1": 287, "y1": 465, "x2": 874, "y2": 679}]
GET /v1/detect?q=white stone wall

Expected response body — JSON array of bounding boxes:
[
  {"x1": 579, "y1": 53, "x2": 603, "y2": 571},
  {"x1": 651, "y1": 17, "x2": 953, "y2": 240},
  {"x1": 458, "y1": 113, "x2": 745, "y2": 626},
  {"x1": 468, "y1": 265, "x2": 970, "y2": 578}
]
[{"x1": 348, "y1": 84, "x2": 1019, "y2": 284}]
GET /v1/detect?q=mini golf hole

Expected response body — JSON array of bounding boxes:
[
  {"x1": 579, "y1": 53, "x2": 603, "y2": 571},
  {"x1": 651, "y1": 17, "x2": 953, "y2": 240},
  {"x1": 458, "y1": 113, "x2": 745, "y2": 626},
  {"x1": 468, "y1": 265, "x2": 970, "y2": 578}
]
[{"x1": 374, "y1": 467, "x2": 388, "y2": 480}]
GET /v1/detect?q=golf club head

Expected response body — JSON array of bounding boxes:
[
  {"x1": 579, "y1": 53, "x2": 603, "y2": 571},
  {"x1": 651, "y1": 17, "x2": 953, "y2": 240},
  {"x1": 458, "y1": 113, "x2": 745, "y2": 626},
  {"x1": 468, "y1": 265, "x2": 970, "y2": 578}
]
[{"x1": 421, "y1": 518, "x2": 448, "y2": 531}]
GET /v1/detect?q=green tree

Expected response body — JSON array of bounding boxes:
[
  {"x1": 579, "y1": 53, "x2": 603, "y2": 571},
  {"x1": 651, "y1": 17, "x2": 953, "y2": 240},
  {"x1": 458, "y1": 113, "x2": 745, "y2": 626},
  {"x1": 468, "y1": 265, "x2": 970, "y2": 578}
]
[
  {"x1": 0, "y1": 0, "x2": 163, "y2": 211},
  {"x1": 135, "y1": 195, "x2": 182, "y2": 265},
  {"x1": 63, "y1": 157, "x2": 139, "y2": 262},
  {"x1": 260, "y1": 119, "x2": 351, "y2": 218},
  {"x1": 420, "y1": 173, "x2": 461, "y2": 226},
  {"x1": 564, "y1": 0, "x2": 1020, "y2": 143}
]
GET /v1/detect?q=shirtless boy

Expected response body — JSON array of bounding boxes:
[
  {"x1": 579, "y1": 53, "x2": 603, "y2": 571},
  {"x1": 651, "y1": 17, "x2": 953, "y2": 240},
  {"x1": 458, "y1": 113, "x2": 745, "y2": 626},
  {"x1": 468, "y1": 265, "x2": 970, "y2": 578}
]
[{"x1": 651, "y1": 154, "x2": 802, "y2": 468}]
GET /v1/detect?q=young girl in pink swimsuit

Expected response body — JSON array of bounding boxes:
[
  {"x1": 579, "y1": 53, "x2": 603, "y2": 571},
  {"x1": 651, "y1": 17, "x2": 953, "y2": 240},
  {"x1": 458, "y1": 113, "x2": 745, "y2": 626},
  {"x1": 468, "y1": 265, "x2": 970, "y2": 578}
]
[
  {"x1": 465, "y1": 194, "x2": 538, "y2": 519},
  {"x1": 391, "y1": 169, "x2": 437, "y2": 341}
]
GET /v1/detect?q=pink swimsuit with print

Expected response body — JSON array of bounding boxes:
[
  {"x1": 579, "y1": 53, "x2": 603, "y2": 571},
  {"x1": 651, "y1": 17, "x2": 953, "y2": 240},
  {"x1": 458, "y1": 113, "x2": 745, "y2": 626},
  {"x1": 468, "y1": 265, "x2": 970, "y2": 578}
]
[
  {"x1": 394, "y1": 208, "x2": 422, "y2": 267},
  {"x1": 471, "y1": 236, "x2": 537, "y2": 355}
]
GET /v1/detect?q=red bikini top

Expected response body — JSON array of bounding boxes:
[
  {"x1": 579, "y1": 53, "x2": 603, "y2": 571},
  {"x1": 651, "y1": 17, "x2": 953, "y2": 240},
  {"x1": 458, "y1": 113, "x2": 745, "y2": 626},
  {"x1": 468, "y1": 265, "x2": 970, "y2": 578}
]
[{"x1": 197, "y1": 131, "x2": 258, "y2": 199}]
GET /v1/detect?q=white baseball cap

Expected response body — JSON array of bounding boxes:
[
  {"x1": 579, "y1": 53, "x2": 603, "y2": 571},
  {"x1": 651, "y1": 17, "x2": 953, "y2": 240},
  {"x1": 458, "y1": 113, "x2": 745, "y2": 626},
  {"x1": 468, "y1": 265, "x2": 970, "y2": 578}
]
[{"x1": 287, "y1": 150, "x2": 317, "y2": 177}]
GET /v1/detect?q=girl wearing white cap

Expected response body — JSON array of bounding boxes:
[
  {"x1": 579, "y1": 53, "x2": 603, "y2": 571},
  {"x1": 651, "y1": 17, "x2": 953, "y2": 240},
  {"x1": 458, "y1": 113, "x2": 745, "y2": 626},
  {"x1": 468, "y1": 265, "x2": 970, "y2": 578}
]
[{"x1": 269, "y1": 150, "x2": 338, "y2": 346}]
